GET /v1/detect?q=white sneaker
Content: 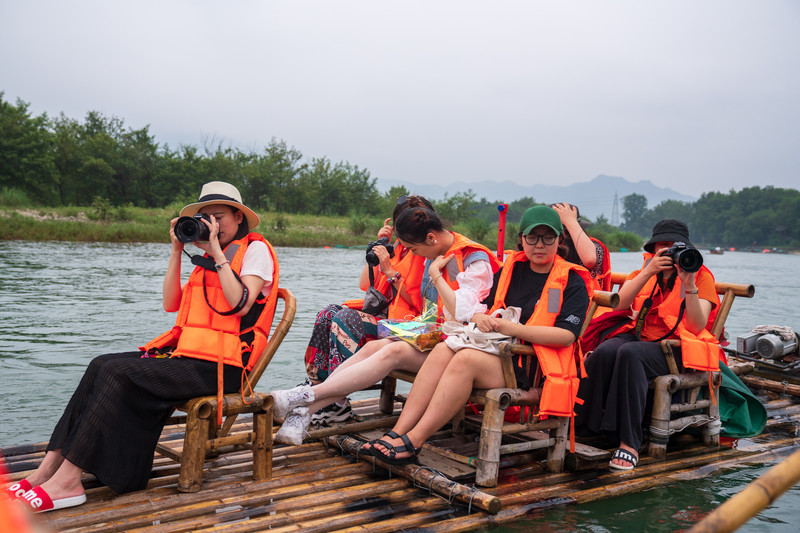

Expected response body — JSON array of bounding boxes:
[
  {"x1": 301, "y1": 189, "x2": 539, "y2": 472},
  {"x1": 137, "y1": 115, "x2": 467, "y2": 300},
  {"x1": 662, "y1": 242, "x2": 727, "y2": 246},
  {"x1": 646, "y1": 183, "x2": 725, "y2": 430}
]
[
  {"x1": 274, "y1": 407, "x2": 311, "y2": 446},
  {"x1": 270, "y1": 384, "x2": 315, "y2": 419}
]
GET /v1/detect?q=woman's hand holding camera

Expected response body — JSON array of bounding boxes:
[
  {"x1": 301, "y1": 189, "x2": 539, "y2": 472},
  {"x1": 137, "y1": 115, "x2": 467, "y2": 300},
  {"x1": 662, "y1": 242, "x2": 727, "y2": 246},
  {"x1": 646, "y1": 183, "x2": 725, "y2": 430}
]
[{"x1": 193, "y1": 215, "x2": 223, "y2": 259}]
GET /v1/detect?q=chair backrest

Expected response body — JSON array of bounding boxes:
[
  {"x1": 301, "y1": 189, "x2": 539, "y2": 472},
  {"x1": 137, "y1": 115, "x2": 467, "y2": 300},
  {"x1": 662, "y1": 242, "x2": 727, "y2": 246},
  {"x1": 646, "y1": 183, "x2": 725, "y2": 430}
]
[
  {"x1": 608, "y1": 271, "x2": 754, "y2": 341},
  {"x1": 246, "y1": 287, "x2": 297, "y2": 388},
  {"x1": 581, "y1": 290, "x2": 620, "y2": 337}
]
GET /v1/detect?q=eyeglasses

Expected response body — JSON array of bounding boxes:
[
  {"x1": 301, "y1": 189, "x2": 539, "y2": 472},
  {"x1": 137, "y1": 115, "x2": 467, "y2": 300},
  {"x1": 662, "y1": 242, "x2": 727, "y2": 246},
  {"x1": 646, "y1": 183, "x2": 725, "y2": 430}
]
[{"x1": 522, "y1": 233, "x2": 557, "y2": 246}]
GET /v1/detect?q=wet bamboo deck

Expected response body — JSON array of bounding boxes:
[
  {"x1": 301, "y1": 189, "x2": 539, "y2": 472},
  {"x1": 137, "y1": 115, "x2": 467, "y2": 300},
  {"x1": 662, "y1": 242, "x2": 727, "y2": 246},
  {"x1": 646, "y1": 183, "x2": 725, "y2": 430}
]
[{"x1": 4, "y1": 380, "x2": 800, "y2": 533}]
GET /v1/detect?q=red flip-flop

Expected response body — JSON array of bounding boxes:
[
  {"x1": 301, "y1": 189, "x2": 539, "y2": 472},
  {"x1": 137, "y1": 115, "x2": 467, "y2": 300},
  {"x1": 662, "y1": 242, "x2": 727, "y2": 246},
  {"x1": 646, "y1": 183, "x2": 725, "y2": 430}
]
[
  {"x1": 18, "y1": 485, "x2": 86, "y2": 513},
  {"x1": 3, "y1": 479, "x2": 32, "y2": 500}
]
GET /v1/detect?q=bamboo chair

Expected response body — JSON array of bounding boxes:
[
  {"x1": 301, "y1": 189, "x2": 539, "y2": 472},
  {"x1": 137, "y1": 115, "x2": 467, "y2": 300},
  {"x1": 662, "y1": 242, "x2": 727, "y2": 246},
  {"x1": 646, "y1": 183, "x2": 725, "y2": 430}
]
[
  {"x1": 607, "y1": 272, "x2": 755, "y2": 458},
  {"x1": 155, "y1": 288, "x2": 296, "y2": 492},
  {"x1": 379, "y1": 290, "x2": 619, "y2": 488}
]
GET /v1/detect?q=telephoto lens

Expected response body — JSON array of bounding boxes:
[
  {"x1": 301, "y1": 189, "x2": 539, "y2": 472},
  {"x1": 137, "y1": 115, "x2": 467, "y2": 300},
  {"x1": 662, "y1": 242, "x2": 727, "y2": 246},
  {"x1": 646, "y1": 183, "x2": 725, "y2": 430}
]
[
  {"x1": 665, "y1": 242, "x2": 704, "y2": 273},
  {"x1": 175, "y1": 213, "x2": 212, "y2": 243}
]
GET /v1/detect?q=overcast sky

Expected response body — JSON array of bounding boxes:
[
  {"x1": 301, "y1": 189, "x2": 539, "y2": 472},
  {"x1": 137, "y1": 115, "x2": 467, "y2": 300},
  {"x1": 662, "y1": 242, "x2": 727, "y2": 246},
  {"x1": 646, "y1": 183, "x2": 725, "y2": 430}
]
[{"x1": 1, "y1": 1, "x2": 798, "y2": 196}]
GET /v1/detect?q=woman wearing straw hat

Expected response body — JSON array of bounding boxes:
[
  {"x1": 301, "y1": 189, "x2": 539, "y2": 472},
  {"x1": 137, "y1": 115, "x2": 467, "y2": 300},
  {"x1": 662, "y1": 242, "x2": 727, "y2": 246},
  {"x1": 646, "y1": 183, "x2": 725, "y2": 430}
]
[{"x1": 8, "y1": 181, "x2": 278, "y2": 512}]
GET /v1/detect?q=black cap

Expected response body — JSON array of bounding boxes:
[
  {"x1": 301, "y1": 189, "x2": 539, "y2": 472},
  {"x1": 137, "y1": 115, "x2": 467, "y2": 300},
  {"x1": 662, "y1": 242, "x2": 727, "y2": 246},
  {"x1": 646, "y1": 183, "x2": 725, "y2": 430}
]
[{"x1": 643, "y1": 219, "x2": 694, "y2": 253}]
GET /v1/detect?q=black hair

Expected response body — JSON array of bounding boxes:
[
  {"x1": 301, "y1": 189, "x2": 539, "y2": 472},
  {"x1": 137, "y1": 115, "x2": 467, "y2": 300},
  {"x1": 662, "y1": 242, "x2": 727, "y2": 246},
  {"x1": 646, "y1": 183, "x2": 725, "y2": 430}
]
[
  {"x1": 232, "y1": 207, "x2": 250, "y2": 241},
  {"x1": 392, "y1": 195, "x2": 434, "y2": 224},
  {"x1": 395, "y1": 207, "x2": 444, "y2": 244}
]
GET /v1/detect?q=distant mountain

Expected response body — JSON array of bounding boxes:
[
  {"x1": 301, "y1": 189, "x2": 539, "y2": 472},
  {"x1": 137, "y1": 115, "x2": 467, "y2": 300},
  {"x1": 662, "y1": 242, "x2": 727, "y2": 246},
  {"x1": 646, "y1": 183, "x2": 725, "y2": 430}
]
[{"x1": 375, "y1": 174, "x2": 697, "y2": 223}]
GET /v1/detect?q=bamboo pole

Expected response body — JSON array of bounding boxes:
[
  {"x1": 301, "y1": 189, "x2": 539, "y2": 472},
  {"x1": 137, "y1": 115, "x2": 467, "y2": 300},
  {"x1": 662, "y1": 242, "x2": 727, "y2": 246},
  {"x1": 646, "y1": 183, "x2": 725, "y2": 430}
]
[
  {"x1": 49, "y1": 466, "x2": 377, "y2": 532},
  {"x1": 305, "y1": 415, "x2": 400, "y2": 439},
  {"x1": 330, "y1": 435, "x2": 502, "y2": 514},
  {"x1": 127, "y1": 483, "x2": 415, "y2": 533},
  {"x1": 689, "y1": 448, "x2": 800, "y2": 533},
  {"x1": 741, "y1": 375, "x2": 800, "y2": 397}
]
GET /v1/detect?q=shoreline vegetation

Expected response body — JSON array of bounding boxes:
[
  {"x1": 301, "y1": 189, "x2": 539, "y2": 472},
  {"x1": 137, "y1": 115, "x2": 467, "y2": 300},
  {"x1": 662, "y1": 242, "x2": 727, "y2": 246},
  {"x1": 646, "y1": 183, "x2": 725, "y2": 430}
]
[{"x1": 0, "y1": 205, "x2": 633, "y2": 251}]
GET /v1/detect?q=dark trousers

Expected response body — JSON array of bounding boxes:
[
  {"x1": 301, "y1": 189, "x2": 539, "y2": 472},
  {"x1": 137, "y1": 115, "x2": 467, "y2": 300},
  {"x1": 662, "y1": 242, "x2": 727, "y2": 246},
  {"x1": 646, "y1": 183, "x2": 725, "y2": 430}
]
[
  {"x1": 575, "y1": 333, "x2": 681, "y2": 451},
  {"x1": 48, "y1": 351, "x2": 241, "y2": 493}
]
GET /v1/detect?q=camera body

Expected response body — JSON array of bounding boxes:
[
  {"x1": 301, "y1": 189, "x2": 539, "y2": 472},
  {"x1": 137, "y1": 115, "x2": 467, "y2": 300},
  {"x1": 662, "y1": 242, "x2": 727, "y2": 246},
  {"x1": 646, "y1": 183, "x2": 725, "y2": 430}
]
[
  {"x1": 175, "y1": 213, "x2": 212, "y2": 243},
  {"x1": 365, "y1": 237, "x2": 395, "y2": 266},
  {"x1": 663, "y1": 241, "x2": 704, "y2": 273}
]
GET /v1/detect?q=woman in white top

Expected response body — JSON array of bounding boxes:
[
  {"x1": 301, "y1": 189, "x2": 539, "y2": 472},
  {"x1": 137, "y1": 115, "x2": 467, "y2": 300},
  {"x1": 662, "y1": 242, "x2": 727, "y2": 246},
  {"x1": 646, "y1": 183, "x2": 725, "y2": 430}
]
[{"x1": 271, "y1": 206, "x2": 501, "y2": 445}]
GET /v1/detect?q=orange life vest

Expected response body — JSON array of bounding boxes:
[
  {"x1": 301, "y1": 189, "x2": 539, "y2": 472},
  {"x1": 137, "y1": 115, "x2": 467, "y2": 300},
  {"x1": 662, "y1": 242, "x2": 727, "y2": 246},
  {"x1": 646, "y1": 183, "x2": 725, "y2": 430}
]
[
  {"x1": 435, "y1": 232, "x2": 502, "y2": 321},
  {"x1": 142, "y1": 233, "x2": 279, "y2": 371},
  {"x1": 614, "y1": 254, "x2": 721, "y2": 372},
  {"x1": 142, "y1": 233, "x2": 279, "y2": 426},
  {"x1": 489, "y1": 252, "x2": 594, "y2": 418},
  {"x1": 343, "y1": 243, "x2": 426, "y2": 320}
]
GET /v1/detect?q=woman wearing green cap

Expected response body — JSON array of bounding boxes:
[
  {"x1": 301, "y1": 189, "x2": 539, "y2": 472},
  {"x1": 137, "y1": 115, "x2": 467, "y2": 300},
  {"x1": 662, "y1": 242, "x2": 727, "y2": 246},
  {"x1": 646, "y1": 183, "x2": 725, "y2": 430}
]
[{"x1": 365, "y1": 205, "x2": 592, "y2": 465}]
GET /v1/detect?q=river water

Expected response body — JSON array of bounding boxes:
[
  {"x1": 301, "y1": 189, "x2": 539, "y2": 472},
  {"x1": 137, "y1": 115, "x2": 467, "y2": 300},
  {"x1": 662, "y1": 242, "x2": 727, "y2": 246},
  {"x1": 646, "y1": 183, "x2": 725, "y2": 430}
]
[{"x1": 0, "y1": 242, "x2": 797, "y2": 531}]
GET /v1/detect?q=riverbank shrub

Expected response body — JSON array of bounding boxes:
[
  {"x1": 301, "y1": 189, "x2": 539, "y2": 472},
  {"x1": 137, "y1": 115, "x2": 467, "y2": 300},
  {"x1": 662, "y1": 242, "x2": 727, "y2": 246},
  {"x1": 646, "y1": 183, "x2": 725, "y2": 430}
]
[{"x1": 0, "y1": 187, "x2": 31, "y2": 207}]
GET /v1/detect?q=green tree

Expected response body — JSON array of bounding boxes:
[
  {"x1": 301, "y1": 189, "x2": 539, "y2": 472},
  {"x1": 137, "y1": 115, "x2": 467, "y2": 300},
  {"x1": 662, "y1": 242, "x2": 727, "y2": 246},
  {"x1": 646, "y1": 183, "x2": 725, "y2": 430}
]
[
  {"x1": 0, "y1": 93, "x2": 58, "y2": 204},
  {"x1": 621, "y1": 193, "x2": 648, "y2": 235}
]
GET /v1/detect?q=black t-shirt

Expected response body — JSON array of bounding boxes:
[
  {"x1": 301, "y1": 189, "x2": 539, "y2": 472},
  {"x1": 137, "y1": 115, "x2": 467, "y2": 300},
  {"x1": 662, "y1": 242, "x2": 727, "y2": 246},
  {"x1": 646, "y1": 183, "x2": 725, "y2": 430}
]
[{"x1": 482, "y1": 263, "x2": 589, "y2": 338}]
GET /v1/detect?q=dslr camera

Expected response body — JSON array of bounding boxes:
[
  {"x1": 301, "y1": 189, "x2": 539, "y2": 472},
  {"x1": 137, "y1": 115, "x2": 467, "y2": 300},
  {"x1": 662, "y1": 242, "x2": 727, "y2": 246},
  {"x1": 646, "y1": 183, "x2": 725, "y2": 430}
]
[
  {"x1": 175, "y1": 213, "x2": 212, "y2": 243},
  {"x1": 663, "y1": 241, "x2": 703, "y2": 273},
  {"x1": 365, "y1": 237, "x2": 395, "y2": 267}
]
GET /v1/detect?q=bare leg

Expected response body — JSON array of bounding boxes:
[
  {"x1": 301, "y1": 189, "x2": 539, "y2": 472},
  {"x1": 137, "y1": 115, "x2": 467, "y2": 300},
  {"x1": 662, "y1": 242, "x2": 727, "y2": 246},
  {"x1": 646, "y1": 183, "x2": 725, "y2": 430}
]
[
  {"x1": 375, "y1": 349, "x2": 506, "y2": 458},
  {"x1": 325, "y1": 337, "x2": 393, "y2": 379},
  {"x1": 377, "y1": 342, "x2": 457, "y2": 442},
  {"x1": 25, "y1": 450, "x2": 66, "y2": 487},
  {"x1": 306, "y1": 341, "x2": 427, "y2": 413},
  {"x1": 37, "y1": 458, "x2": 85, "y2": 500}
]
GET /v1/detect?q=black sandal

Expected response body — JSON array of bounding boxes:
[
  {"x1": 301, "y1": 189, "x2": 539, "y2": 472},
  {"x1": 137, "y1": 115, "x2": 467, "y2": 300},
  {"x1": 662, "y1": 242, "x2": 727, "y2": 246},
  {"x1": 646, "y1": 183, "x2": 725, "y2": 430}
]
[
  {"x1": 362, "y1": 430, "x2": 400, "y2": 455},
  {"x1": 372, "y1": 433, "x2": 420, "y2": 466}
]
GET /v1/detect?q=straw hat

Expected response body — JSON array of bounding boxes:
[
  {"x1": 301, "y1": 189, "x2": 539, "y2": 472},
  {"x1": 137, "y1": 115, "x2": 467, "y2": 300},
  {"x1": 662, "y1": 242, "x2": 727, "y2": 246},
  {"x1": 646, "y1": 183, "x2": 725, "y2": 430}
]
[{"x1": 180, "y1": 181, "x2": 260, "y2": 229}]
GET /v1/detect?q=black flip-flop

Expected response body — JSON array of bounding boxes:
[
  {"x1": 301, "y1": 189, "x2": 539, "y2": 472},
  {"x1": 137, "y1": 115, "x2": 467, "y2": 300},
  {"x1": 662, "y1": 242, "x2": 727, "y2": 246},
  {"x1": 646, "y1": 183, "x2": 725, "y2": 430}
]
[
  {"x1": 371, "y1": 433, "x2": 420, "y2": 466},
  {"x1": 609, "y1": 448, "x2": 638, "y2": 471}
]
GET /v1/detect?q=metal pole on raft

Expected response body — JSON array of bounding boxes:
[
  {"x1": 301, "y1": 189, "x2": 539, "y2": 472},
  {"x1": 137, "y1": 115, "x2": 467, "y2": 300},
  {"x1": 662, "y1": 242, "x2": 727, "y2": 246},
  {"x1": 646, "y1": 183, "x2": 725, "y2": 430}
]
[
  {"x1": 688, "y1": 447, "x2": 800, "y2": 533},
  {"x1": 497, "y1": 203, "x2": 508, "y2": 261}
]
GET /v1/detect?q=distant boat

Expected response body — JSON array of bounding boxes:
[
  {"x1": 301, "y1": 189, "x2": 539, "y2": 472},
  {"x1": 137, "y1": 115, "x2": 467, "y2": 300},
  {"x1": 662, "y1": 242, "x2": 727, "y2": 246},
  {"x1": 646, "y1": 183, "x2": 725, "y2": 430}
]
[{"x1": 709, "y1": 247, "x2": 724, "y2": 255}]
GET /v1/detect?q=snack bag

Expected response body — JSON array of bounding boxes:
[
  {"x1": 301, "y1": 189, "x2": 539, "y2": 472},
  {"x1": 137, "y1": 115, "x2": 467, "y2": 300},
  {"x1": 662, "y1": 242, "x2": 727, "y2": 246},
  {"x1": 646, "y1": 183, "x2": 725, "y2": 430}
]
[{"x1": 378, "y1": 300, "x2": 443, "y2": 350}]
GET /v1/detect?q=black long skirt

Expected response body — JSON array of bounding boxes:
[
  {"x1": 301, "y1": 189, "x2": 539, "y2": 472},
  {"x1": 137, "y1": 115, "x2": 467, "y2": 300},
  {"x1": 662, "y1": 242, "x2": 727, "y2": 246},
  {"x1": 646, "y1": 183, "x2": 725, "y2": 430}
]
[
  {"x1": 47, "y1": 351, "x2": 242, "y2": 494},
  {"x1": 574, "y1": 333, "x2": 683, "y2": 451}
]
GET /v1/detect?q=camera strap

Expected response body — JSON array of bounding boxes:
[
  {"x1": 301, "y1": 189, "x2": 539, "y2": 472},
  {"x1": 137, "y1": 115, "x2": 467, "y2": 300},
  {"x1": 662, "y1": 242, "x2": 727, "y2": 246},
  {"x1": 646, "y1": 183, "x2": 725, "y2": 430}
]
[
  {"x1": 182, "y1": 250, "x2": 249, "y2": 315},
  {"x1": 184, "y1": 250, "x2": 217, "y2": 271},
  {"x1": 634, "y1": 279, "x2": 687, "y2": 343},
  {"x1": 202, "y1": 269, "x2": 249, "y2": 316},
  {"x1": 633, "y1": 282, "x2": 658, "y2": 340},
  {"x1": 368, "y1": 266, "x2": 398, "y2": 302}
]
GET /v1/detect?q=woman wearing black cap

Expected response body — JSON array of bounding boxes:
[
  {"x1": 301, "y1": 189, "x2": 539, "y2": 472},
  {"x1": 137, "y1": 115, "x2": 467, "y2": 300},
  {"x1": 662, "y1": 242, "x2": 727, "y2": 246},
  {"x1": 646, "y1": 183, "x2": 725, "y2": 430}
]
[
  {"x1": 574, "y1": 219, "x2": 720, "y2": 471},
  {"x1": 8, "y1": 181, "x2": 278, "y2": 512}
]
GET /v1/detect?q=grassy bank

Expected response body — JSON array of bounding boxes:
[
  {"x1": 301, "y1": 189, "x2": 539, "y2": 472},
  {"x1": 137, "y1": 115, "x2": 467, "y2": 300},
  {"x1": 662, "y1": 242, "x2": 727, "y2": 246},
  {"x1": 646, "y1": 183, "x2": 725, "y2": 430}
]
[
  {"x1": 0, "y1": 206, "x2": 392, "y2": 248},
  {"x1": 1, "y1": 205, "x2": 644, "y2": 252}
]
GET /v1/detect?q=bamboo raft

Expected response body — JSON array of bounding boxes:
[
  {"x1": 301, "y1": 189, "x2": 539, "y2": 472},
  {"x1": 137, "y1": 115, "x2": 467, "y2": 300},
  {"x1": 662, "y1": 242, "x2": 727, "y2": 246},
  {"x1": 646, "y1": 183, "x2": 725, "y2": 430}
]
[{"x1": 3, "y1": 376, "x2": 800, "y2": 533}]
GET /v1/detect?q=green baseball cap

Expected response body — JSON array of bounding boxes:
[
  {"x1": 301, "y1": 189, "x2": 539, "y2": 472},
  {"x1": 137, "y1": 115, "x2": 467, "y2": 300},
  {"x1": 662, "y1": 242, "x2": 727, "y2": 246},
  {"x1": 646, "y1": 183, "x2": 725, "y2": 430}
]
[{"x1": 519, "y1": 205, "x2": 563, "y2": 235}]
